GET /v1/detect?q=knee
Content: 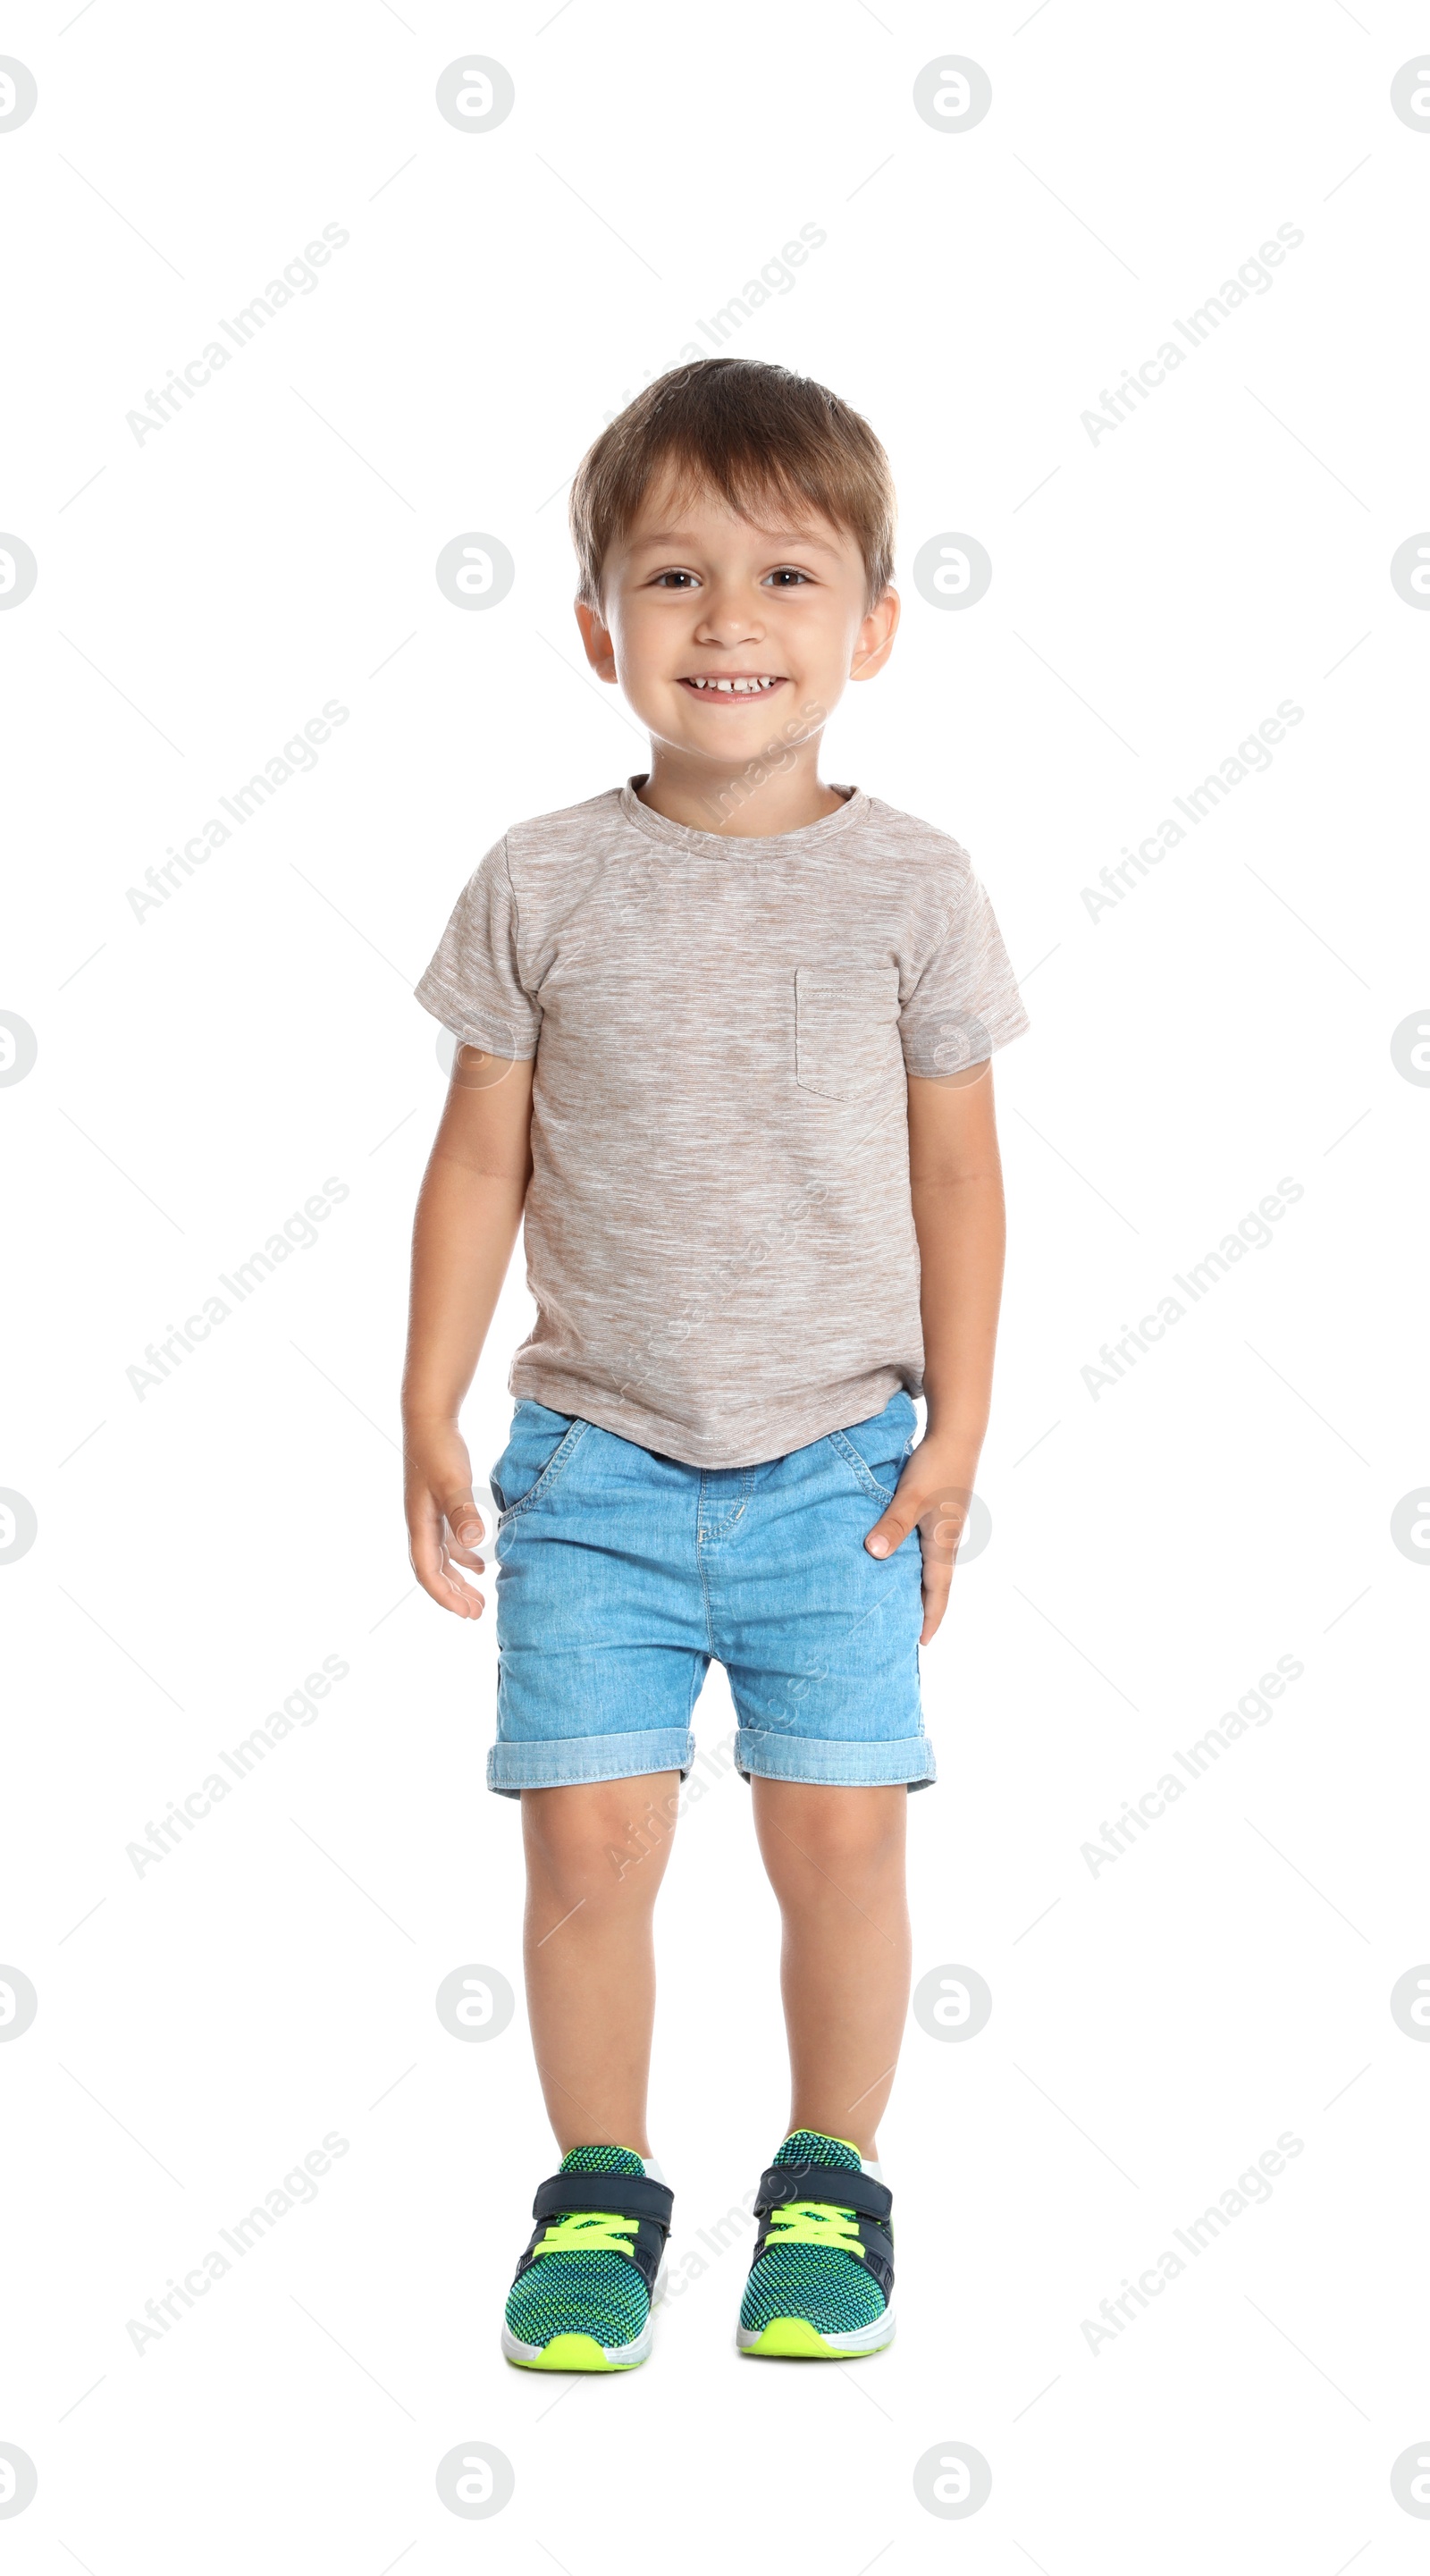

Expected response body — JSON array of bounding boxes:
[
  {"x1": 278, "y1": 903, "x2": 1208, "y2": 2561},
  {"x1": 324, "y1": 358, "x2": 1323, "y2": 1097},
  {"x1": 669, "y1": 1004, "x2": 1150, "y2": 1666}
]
[
  {"x1": 760, "y1": 1783, "x2": 906, "y2": 1892},
  {"x1": 523, "y1": 1777, "x2": 678, "y2": 1901}
]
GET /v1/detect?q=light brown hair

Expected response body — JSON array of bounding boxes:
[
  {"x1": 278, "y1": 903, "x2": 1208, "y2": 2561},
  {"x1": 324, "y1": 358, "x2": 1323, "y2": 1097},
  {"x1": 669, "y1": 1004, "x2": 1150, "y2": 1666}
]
[{"x1": 568, "y1": 358, "x2": 896, "y2": 611}]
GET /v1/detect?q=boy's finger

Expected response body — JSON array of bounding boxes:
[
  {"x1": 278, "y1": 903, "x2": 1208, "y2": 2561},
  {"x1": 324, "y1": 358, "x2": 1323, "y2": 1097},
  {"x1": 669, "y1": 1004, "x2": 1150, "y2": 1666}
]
[
  {"x1": 917, "y1": 1493, "x2": 972, "y2": 1564},
  {"x1": 442, "y1": 1486, "x2": 485, "y2": 1549},
  {"x1": 438, "y1": 1565, "x2": 484, "y2": 1618},
  {"x1": 865, "y1": 1506, "x2": 916, "y2": 1558},
  {"x1": 407, "y1": 1497, "x2": 482, "y2": 1618},
  {"x1": 417, "y1": 1550, "x2": 484, "y2": 1618},
  {"x1": 919, "y1": 1553, "x2": 954, "y2": 1645}
]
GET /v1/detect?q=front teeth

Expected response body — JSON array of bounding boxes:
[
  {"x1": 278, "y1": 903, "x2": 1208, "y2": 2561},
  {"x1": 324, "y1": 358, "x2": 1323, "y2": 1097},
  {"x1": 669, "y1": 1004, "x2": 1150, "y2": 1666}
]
[{"x1": 687, "y1": 676, "x2": 780, "y2": 692}]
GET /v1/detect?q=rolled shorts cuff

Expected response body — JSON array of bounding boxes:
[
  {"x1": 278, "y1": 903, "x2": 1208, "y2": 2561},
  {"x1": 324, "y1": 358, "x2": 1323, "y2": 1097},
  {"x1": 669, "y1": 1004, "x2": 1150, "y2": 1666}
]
[
  {"x1": 487, "y1": 1727, "x2": 697, "y2": 1798},
  {"x1": 733, "y1": 1728, "x2": 937, "y2": 1791}
]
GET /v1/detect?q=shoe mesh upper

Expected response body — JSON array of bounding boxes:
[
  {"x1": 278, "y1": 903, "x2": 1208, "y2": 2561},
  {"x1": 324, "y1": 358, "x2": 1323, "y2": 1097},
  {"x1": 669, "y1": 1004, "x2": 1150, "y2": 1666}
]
[
  {"x1": 505, "y1": 2144, "x2": 651, "y2": 2352},
  {"x1": 739, "y1": 2129, "x2": 887, "y2": 2336}
]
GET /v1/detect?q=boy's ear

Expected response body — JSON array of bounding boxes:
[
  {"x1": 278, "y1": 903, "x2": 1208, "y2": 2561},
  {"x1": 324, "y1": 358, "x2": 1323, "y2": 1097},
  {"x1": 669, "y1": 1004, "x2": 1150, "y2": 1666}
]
[
  {"x1": 575, "y1": 597, "x2": 618, "y2": 684},
  {"x1": 850, "y1": 584, "x2": 900, "y2": 684}
]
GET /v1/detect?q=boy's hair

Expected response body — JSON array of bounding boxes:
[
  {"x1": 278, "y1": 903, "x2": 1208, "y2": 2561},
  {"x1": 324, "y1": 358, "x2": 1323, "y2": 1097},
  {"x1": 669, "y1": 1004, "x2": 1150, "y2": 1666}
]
[{"x1": 568, "y1": 358, "x2": 896, "y2": 612}]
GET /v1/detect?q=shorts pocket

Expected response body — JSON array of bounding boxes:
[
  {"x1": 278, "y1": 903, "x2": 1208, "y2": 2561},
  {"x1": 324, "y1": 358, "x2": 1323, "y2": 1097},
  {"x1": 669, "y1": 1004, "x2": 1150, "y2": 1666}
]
[
  {"x1": 826, "y1": 1394, "x2": 918, "y2": 1503},
  {"x1": 794, "y1": 964, "x2": 902, "y2": 1101},
  {"x1": 490, "y1": 1402, "x2": 586, "y2": 1524}
]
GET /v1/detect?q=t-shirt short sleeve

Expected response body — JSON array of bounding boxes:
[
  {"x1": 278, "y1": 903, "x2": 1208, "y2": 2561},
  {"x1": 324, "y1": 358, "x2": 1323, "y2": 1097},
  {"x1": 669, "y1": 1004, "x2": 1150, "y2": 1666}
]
[
  {"x1": 897, "y1": 852, "x2": 1030, "y2": 1080},
  {"x1": 413, "y1": 835, "x2": 542, "y2": 1061}
]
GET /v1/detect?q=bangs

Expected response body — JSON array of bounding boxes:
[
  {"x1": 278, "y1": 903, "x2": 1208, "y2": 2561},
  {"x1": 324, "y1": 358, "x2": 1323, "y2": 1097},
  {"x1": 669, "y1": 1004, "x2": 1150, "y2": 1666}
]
[{"x1": 569, "y1": 359, "x2": 896, "y2": 610}]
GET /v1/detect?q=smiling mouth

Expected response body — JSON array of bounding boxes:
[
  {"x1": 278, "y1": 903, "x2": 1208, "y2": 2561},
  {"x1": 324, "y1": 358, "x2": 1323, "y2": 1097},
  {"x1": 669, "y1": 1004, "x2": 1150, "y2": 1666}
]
[{"x1": 677, "y1": 674, "x2": 787, "y2": 698}]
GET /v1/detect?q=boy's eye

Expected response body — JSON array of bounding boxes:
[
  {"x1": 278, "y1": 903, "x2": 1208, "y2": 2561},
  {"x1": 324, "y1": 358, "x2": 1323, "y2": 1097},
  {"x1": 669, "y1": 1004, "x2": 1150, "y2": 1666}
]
[
  {"x1": 652, "y1": 570, "x2": 699, "y2": 589},
  {"x1": 765, "y1": 568, "x2": 813, "y2": 587}
]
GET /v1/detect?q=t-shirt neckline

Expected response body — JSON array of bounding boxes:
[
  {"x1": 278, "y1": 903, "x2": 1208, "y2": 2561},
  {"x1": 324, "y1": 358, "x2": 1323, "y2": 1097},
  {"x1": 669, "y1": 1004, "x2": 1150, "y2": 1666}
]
[{"x1": 618, "y1": 775, "x2": 870, "y2": 857}]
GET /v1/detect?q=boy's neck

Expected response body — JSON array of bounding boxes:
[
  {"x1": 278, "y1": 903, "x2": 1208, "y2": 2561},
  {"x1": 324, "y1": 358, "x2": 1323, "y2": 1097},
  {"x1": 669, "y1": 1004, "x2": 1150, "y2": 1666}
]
[{"x1": 635, "y1": 739, "x2": 851, "y2": 839}]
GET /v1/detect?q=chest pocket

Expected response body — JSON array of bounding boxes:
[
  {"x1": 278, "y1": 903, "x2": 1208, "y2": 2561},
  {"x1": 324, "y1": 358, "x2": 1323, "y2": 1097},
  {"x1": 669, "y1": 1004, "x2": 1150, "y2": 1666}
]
[{"x1": 794, "y1": 964, "x2": 903, "y2": 1101}]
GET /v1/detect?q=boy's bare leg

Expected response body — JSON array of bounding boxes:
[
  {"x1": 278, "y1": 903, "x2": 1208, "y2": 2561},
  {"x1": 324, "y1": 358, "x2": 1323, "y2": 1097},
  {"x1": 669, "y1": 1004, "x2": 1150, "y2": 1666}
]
[
  {"x1": 521, "y1": 1774, "x2": 680, "y2": 2158},
  {"x1": 750, "y1": 1780, "x2": 912, "y2": 2159}
]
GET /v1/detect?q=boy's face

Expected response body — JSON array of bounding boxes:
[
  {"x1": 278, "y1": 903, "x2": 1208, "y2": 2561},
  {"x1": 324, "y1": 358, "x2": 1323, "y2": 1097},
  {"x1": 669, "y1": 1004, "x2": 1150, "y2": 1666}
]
[{"x1": 576, "y1": 476, "x2": 898, "y2": 764}]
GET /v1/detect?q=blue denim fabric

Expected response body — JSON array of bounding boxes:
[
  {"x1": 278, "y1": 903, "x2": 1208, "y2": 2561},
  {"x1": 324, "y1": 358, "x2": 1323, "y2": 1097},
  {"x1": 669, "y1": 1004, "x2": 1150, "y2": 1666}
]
[{"x1": 487, "y1": 1391, "x2": 932, "y2": 1796}]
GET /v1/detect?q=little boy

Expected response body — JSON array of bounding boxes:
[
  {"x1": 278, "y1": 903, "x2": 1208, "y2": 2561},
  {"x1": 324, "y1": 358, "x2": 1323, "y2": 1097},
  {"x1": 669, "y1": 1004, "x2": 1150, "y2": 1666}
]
[{"x1": 402, "y1": 358, "x2": 1027, "y2": 2370}]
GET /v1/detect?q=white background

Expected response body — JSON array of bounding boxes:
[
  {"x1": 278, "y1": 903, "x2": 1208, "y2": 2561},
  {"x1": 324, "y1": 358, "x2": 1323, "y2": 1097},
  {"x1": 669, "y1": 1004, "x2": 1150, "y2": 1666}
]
[{"x1": 4, "y1": 0, "x2": 1430, "y2": 2566}]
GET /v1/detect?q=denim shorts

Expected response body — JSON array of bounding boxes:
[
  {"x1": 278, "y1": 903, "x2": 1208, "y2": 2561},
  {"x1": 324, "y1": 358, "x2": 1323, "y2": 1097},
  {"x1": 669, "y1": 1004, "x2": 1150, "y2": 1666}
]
[{"x1": 486, "y1": 1389, "x2": 933, "y2": 1797}]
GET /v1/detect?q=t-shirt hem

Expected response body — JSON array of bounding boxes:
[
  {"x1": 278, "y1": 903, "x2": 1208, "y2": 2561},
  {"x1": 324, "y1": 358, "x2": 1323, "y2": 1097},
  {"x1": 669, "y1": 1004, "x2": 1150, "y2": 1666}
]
[
  {"x1": 508, "y1": 1363, "x2": 921, "y2": 1469},
  {"x1": 901, "y1": 1000, "x2": 1030, "y2": 1081}
]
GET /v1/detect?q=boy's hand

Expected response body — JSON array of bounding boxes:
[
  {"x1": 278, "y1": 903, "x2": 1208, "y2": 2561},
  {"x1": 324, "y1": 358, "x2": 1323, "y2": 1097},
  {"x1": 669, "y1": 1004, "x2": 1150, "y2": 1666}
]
[
  {"x1": 405, "y1": 1420, "x2": 488, "y2": 1620},
  {"x1": 864, "y1": 1439, "x2": 980, "y2": 1646}
]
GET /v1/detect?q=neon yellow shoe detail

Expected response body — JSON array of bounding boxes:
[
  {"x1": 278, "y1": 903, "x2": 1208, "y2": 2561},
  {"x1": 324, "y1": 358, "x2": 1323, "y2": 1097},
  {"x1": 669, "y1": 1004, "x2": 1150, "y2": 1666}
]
[
  {"x1": 503, "y1": 2146, "x2": 671, "y2": 2370},
  {"x1": 531, "y1": 2209, "x2": 639, "y2": 2260},
  {"x1": 738, "y1": 2129, "x2": 896, "y2": 2357},
  {"x1": 507, "y1": 2331, "x2": 628, "y2": 2373},
  {"x1": 760, "y1": 2200, "x2": 864, "y2": 2254},
  {"x1": 743, "y1": 2317, "x2": 840, "y2": 2359}
]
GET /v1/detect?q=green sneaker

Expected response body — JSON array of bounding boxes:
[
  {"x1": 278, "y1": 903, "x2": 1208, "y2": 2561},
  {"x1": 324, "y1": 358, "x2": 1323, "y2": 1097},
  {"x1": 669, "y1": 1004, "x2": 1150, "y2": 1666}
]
[
  {"x1": 737, "y1": 2129, "x2": 895, "y2": 2359},
  {"x1": 502, "y1": 2146, "x2": 674, "y2": 2372}
]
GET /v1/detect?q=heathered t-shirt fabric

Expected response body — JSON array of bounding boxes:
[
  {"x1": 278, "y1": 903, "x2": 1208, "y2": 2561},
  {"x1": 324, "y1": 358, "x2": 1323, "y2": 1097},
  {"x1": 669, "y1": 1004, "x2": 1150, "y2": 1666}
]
[{"x1": 415, "y1": 779, "x2": 1028, "y2": 1469}]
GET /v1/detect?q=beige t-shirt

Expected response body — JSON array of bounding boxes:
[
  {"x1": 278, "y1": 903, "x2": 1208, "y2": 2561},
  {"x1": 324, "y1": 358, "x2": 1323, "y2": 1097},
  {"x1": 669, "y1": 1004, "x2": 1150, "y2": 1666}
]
[{"x1": 416, "y1": 779, "x2": 1029, "y2": 1468}]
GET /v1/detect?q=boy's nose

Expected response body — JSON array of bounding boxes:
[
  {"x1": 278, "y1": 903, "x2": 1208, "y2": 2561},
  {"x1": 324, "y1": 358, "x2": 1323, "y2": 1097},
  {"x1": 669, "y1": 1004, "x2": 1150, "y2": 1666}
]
[{"x1": 694, "y1": 596, "x2": 763, "y2": 645}]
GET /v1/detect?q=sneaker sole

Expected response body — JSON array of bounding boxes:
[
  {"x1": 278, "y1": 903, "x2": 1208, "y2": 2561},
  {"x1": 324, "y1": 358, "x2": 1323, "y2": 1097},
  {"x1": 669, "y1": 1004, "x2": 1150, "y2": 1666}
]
[
  {"x1": 502, "y1": 2325, "x2": 651, "y2": 2372},
  {"x1": 737, "y1": 2309, "x2": 896, "y2": 2360}
]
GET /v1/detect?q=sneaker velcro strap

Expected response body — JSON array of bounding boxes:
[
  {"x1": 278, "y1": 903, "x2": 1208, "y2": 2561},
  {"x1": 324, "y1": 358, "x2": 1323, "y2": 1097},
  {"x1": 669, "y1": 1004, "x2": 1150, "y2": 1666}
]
[
  {"x1": 532, "y1": 2171, "x2": 674, "y2": 2229},
  {"x1": 753, "y1": 2163, "x2": 892, "y2": 2223},
  {"x1": 856, "y1": 2218, "x2": 895, "y2": 2286}
]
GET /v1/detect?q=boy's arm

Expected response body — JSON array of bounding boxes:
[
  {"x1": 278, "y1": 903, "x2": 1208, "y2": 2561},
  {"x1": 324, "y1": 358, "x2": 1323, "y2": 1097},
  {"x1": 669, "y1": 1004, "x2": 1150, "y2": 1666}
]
[
  {"x1": 402, "y1": 1046, "x2": 534, "y2": 1619},
  {"x1": 863, "y1": 1064, "x2": 1006, "y2": 1643}
]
